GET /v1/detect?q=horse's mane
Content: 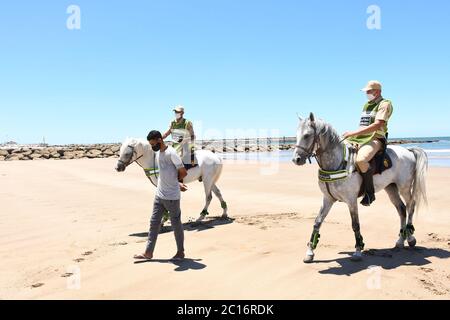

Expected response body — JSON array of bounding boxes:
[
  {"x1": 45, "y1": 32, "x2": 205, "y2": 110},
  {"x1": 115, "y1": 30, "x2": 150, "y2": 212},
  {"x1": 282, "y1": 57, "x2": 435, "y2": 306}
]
[
  {"x1": 314, "y1": 119, "x2": 342, "y2": 148},
  {"x1": 120, "y1": 137, "x2": 148, "y2": 153}
]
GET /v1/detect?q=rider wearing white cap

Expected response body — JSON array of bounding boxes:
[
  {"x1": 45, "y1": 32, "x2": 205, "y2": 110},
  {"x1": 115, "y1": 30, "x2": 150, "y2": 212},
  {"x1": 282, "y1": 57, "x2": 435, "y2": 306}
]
[
  {"x1": 343, "y1": 80, "x2": 393, "y2": 206},
  {"x1": 162, "y1": 105, "x2": 196, "y2": 169}
]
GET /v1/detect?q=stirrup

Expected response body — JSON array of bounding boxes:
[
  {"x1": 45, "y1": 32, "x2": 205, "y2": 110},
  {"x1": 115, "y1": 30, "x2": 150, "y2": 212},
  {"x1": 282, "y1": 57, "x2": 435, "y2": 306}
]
[{"x1": 360, "y1": 193, "x2": 375, "y2": 206}]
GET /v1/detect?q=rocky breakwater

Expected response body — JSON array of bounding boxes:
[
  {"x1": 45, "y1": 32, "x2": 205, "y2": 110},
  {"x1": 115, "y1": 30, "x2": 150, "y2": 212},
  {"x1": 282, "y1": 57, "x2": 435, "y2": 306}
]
[{"x1": 0, "y1": 144, "x2": 121, "y2": 161}]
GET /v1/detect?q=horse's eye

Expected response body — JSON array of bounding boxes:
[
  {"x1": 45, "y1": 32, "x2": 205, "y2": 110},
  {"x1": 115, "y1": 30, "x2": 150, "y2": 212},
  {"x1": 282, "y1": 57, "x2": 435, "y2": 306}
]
[{"x1": 304, "y1": 134, "x2": 310, "y2": 139}]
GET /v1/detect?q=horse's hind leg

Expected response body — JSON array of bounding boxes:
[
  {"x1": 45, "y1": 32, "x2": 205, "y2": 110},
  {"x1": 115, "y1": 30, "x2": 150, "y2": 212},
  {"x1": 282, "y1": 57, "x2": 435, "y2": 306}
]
[
  {"x1": 385, "y1": 184, "x2": 407, "y2": 248},
  {"x1": 212, "y1": 184, "x2": 228, "y2": 219},
  {"x1": 304, "y1": 197, "x2": 335, "y2": 263},
  {"x1": 399, "y1": 186, "x2": 417, "y2": 247},
  {"x1": 196, "y1": 177, "x2": 215, "y2": 222}
]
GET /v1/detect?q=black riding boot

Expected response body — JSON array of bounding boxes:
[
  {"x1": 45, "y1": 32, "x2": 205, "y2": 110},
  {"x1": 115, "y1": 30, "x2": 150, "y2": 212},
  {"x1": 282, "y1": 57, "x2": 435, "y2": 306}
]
[{"x1": 360, "y1": 167, "x2": 375, "y2": 206}]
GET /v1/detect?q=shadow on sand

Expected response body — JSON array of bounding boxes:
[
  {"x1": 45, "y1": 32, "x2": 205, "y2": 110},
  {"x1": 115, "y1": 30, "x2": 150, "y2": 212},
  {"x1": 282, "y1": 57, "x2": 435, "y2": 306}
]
[
  {"x1": 314, "y1": 246, "x2": 450, "y2": 276},
  {"x1": 129, "y1": 216, "x2": 235, "y2": 238},
  {"x1": 130, "y1": 217, "x2": 233, "y2": 270},
  {"x1": 134, "y1": 258, "x2": 206, "y2": 272}
]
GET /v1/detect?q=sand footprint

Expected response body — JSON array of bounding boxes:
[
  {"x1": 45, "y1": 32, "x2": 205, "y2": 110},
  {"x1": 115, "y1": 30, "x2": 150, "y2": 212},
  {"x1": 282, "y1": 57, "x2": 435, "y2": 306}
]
[
  {"x1": 418, "y1": 273, "x2": 449, "y2": 296},
  {"x1": 427, "y1": 233, "x2": 450, "y2": 244},
  {"x1": 109, "y1": 241, "x2": 128, "y2": 246},
  {"x1": 61, "y1": 273, "x2": 73, "y2": 278}
]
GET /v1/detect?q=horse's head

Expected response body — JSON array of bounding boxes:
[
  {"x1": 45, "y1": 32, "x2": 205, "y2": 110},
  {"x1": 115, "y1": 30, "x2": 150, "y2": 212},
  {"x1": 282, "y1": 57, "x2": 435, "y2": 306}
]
[
  {"x1": 115, "y1": 138, "x2": 146, "y2": 172},
  {"x1": 293, "y1": 112, "x2": 319, "y2": 166}
]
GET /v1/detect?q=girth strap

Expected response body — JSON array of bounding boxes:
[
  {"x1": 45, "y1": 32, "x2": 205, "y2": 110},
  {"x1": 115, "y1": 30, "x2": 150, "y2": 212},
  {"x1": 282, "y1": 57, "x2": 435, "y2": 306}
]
[{"x1": 325, "y1": 182, "x2": 339, "y2": 202}]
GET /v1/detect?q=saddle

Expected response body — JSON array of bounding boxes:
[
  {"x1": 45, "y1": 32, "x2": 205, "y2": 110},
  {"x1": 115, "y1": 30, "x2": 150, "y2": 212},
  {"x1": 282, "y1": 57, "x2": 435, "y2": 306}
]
[
  {"x1": 172, "y1": 142, "x2": 199, "y2": 171},
  {"x1": 184, "y1": 163, "x2": 199, "y2": 170},
  {"x1": 370, "y1": 148, "x2": 392, "y2": 175},
  {"x1": 357, "y1": 138, "x2": 393, "y2": 197},
  {"x1": 184, "y1": 149, "x2": 199, "y2": 171},
  {"x1": 183, "y1": 152, "x2": 201, "y2": 182}
]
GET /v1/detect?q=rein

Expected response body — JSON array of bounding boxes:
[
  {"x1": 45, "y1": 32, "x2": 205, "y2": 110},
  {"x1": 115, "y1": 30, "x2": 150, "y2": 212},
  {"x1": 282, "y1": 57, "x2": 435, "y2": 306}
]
[
  {"x1": 119, "y1": 145, "x2": 158, "y2": 187},
  {"x1": 295, "y1": 124, "x2": 322, "y2": 166},
  {"x1": 135, "y1": 151, "x2": 159, "y2": 188},
  {"x1": 296, "y1": 126, "x2": 353, "y2": 202},
  {"x1": 117, "y1": 145, "x2": 144, "y2": 167}
]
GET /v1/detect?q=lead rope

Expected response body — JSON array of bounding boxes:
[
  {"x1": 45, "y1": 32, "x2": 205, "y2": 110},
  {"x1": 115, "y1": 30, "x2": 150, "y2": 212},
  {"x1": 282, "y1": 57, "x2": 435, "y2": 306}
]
[{"x1": 151, "y1": 153, "x2": 159, "y2": 188}]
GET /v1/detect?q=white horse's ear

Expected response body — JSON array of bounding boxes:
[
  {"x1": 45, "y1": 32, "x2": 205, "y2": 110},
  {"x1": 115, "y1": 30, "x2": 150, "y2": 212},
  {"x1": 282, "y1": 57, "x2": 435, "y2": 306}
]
[
  {"x1": 297, "y1": 113, "x2": 303, "y2": 121},
  {"x1": 309, "y1": 112, "x2": 315, "y2": 123}
]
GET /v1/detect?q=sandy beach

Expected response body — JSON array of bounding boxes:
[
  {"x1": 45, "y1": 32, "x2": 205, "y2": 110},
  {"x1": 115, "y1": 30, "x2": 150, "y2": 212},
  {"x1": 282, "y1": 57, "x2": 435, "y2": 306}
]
[{"x1": 0, "y1": 158, "x2": 449, "y2": 299}]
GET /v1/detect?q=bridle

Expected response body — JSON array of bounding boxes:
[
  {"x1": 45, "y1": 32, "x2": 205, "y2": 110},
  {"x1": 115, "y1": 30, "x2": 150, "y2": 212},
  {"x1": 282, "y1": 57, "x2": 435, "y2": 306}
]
[
  {"x1": 117, "y1": 144, "x2": 144, "y2": 169},
  {"x1": 118, "y1": 144, "x2": 159, "y2": 187},
  {"x1": 295, "y1": 123, "x2": 351, "y2": 203},
  {"x1": 295, "y1": 123, "x2": 322, "y2": 166},
  {"x1": 146, "y1": 152, "x2": 159, "y2": 188}
]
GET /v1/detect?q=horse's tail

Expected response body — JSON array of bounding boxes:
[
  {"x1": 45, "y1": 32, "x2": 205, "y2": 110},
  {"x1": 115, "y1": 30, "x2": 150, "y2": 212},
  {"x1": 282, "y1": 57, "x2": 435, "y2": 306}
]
[{"x1": 408, "y1": 147, "x2": 428, "y2": 212}]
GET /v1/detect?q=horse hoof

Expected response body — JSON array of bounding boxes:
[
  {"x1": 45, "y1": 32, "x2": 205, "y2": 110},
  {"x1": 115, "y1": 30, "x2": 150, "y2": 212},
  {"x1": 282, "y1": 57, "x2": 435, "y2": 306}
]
[
  {"x1": 408, "y1": 237, "x2": 417, "y2": 248},
  {"x1": 303, "y1": 254, "x2": 314, "y2": 263},
  {"x1": 395, "y1": 241, "x2": 405, "y2": 249},
  {"x1": 221, "y1": 214, "x2": 228, "y2": 220},
  {"x1": 351, "y1": 252, "x2": 363, "y2": 262},
  {"x1": 196, "y1": 215, "x2": 205, "y2": 222}
]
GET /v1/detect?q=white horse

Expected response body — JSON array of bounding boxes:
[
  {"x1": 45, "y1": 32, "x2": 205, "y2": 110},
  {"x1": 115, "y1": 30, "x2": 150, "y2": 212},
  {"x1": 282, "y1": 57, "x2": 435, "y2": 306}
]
[
  {"x1": 115, "y1": 138, "x2": 228, "y2": 222},
  {"x1": 293, "y1": 113, "x2": 428, "y2": 263}
]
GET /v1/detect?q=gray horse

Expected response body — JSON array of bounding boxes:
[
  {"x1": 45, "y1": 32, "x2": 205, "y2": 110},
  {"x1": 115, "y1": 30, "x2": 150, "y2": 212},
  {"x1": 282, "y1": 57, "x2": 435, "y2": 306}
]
[{"x1": 293, "y1": 113, "x2": 428, "y2": 262}]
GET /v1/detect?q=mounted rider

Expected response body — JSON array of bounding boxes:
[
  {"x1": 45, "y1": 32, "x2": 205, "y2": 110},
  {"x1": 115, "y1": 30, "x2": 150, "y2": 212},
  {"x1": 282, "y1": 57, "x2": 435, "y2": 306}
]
[
  {"x1": 162, "y1": 106, "x2": 197, "y2": 170},
  {"x1": 343, "y1": 80, "x2": 393, "y2": 207}
]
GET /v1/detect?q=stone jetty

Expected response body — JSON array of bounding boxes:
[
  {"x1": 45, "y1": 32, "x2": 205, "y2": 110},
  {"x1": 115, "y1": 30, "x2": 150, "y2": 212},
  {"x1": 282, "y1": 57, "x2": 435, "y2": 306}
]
[{"x1": 0, "y1": 138, "x2": 438, "y2": 161}]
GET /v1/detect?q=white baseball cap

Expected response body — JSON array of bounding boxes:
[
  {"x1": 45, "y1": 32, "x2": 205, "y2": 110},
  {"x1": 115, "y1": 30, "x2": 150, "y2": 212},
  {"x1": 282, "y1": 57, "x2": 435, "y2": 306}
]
[
  {"x1": 173, "y1": 105, "x2": 184, "y2": 113},
  {"x1": 361, "y1": 80, "x2": 382, "y2": 92}
]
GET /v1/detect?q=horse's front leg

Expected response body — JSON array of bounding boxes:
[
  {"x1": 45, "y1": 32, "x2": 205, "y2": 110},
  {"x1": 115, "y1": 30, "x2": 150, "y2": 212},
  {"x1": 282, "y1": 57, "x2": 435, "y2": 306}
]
[
  {"x1": 197, "y1": 192, "x2": 212, "y2": 222},
  {"x1": 347, "y1": 201, "x2": 365, "y2": 261},
  {"x1": 304, "y1": 196, "x2": 335, "y2": 263}
]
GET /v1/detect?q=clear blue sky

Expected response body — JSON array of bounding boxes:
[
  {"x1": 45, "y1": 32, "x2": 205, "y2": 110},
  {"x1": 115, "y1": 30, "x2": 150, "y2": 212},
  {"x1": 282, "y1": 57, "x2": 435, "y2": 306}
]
[{"x1": 1, "y1": 0, "x2": 449, "y2": 144}]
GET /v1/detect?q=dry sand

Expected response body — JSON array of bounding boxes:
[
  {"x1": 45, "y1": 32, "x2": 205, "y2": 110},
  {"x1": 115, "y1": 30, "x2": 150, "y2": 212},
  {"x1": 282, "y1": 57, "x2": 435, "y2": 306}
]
[{"x1": 0, "y1": 158, "x2": 449, "y2": 299}]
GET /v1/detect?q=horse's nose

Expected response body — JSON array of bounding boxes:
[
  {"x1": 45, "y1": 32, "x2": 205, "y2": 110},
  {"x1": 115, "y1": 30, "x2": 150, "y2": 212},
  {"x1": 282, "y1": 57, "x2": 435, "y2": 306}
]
[
  {"x1": 292, "y1": 156, "x2": 301, "y2": 165},
  {"x1": 116, "y1": 163, "x2": 125, "y2": 172}
]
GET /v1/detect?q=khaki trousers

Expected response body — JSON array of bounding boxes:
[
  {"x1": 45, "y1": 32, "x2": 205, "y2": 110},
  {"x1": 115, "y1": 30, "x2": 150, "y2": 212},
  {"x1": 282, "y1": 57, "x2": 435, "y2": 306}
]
[{"x1": 355, "y1": 139, "x2": 383, "y2": 173}]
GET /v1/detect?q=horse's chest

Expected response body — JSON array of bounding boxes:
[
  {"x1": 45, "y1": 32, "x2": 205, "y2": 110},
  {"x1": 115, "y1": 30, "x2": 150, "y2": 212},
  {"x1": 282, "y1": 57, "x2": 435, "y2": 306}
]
[{"x1": 318, "y1": 177, "x2": 359, "y2": 202}]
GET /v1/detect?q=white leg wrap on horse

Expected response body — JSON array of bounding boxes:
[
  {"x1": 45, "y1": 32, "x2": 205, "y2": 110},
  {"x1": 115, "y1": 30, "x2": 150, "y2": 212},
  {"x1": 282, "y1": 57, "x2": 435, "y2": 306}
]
[
  {"x1": 396, "y1": 237, "x2": 405, "y2": 248},
  {"x1": 407, "y1": 235, "x2": 417, "y2": 247},
  {"x1": 351, "y1": 250, "x2": 363, "y2": 261},
  {"x1": 303, "y1": 248, "x2": 315, "y2": 263},
  {"x1": 196, "y1": 215, "x2": 205, "y2": 222}
]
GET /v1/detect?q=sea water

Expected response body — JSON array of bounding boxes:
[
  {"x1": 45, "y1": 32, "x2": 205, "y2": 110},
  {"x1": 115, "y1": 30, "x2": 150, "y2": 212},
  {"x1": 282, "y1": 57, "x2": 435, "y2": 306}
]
[{"x1": 222, "y1": 137, "x2": 450, "y2": 167}]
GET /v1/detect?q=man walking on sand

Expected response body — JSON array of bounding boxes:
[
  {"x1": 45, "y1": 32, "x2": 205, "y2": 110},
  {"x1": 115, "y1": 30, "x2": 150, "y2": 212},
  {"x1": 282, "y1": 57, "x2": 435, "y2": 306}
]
[{"x1": 134, "y1": 130, "x2": 188, "y2": 261}]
